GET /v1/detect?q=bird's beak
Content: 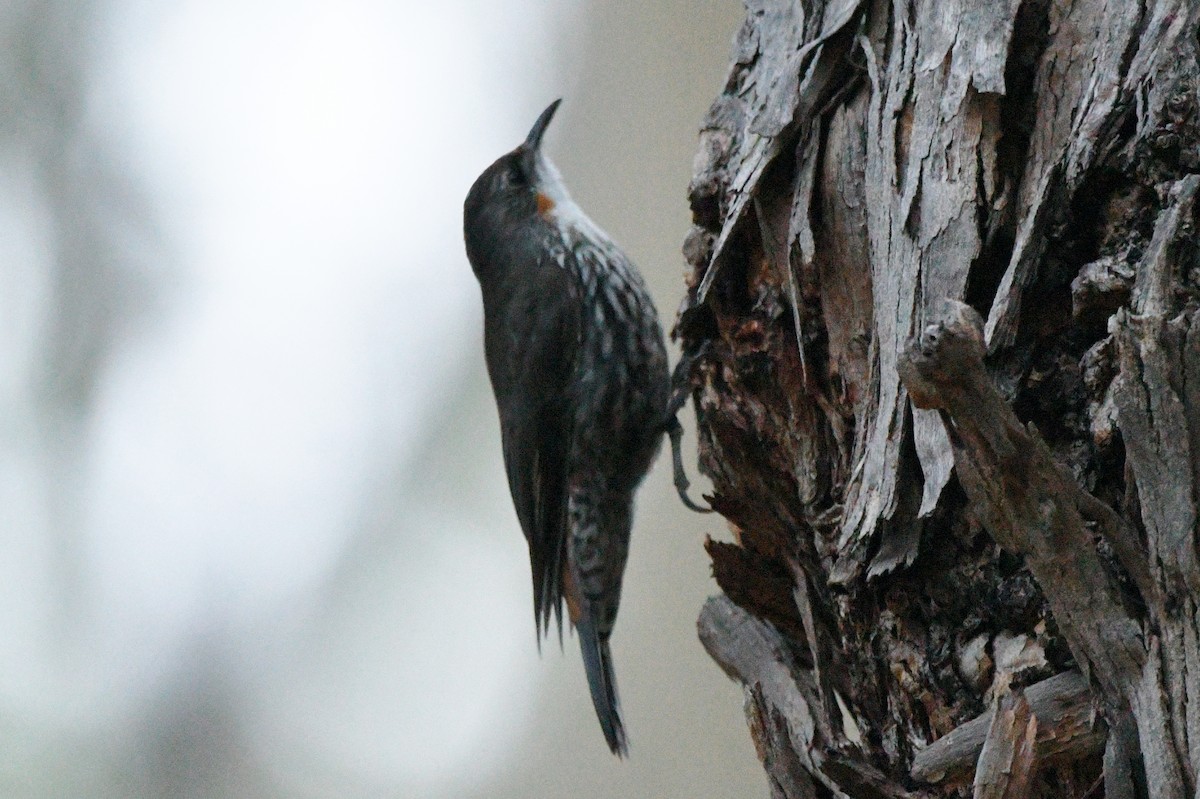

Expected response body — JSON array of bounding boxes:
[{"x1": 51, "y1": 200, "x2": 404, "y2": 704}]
[{"x1": 523, "y1": 99, "x2": 562, "y2": 152}]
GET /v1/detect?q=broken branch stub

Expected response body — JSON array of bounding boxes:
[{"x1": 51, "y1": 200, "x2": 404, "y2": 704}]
[{"x1": 898, "y1": 299, "x2": 1146, "y2": 705}]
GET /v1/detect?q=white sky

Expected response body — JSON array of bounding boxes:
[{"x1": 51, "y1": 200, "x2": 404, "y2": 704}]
[
  {"x1": 5, "y1": 0, "x2": 579, "y2": 789},
  {"x1": 0, "y1": 2, "x2": 764, "y2": 796},
  {"x1": 90, "y1": 0, "x2": 553, "y2": 634}
]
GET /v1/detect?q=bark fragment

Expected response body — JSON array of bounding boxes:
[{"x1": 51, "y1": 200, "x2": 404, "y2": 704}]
[
  {"x1": 972, "y1": 690, "x2": 1038, "y2": 799},
  {"x1": 911, "y1": 671, "x2": 1102, "y2": 786},
  {"x1": 699, "y1": 596, "x2": 913, "y2": 799}
]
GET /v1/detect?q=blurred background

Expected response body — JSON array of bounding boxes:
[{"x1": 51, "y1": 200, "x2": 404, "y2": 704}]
[{"x1": 0, "y1": 0, "x2": 764, "y2": 796}]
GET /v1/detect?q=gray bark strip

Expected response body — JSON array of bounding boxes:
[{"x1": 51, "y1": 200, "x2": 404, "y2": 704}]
[
  {"x1": 787, "y1": 558, "x2": 842, "y2": 732},
  {"x1": 782, "y1": 128, "x2": 821, "y2": 386},
  {"x1": 814, "y1": 89, "x2": 873, "y2": 427},
  {"x1": 1115, "y1": 176, "x2": 1200, "y2": 600},
  {"x1": 687, "y1": 0, "x2": 866, "y2": 311},
  {"x1": 1111, "y1": 174, "x2": 1200, "y2": 795},
  {"x1": 746, "y1": 683, "x2": 821, "y2": 799},
  {"x1": 1103, "y1": 710, "x2": 1140, "y2": 799},
  {"x1": 971, "y1": 690, "x2": 1038, "y2": 799},
  {"x1": 839, "y1": 0, "x2": 1017, "y2": 570},
  {"x1": 1131, "y1": 636, "x2": 1188, "y2": 799}
]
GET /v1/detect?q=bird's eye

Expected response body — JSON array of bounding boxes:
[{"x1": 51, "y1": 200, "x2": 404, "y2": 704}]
[{"x1": 506, "y1": 163, "x2": 527, "y2": 187}]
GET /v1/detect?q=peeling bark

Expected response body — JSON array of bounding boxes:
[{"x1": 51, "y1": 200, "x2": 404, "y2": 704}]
[{"x1": 681, "y1": 0, "x2": 1200, "y2": 796}]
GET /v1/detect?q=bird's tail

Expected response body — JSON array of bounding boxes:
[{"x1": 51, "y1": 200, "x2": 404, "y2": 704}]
[{"x1": 575, "y1": 613, "x2": 628, "y2": 757}]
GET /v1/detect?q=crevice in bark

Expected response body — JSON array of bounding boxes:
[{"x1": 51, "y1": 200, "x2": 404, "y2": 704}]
[{"x1": 964, "y1": 206, "x2": 1012, "y2": 323}]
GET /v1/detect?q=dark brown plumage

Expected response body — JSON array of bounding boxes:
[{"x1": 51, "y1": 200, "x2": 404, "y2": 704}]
[{"x1": 463, "y1": 100, "x2": 669, "y2": 756}]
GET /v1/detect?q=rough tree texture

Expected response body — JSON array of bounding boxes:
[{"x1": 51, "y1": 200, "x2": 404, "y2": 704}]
[{"x1": 677, "y1": 1, "x2": 1200, "y2": 796}]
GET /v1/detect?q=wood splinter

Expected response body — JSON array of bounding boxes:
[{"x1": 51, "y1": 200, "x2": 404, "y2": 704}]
[
  {"x1": 911, "y1": 671, "x2": 1103, "y2": 786},
  {"x1": 972, "y1": 690, "x2": 1038, "y2": 799}
]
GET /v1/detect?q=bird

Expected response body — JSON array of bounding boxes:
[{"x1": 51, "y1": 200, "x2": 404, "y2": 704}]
[{"x1": 462, "y1": 99, "x2": 676, "y2": 756}]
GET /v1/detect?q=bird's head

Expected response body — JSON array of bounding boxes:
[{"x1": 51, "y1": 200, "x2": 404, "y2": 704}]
[{"x1": 463, "y1": 100, "x2": 572, "y2": 267}]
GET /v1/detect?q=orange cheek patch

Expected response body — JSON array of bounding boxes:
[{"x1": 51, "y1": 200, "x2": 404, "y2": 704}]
[{"x1": 536, "y1": 192, "x2": 556, "y2": 216}]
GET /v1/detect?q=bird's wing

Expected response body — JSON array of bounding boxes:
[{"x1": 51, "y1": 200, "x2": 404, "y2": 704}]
[{"x1": 488, "y1": 251, "x2": 581, "y2": 642}]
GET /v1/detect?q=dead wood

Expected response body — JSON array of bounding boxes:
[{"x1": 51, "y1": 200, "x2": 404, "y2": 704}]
[
  {"x1": 972, "y1": 690, "x2": 1038, "y2": 799},
  {"x1": 911, "y1": 672, "x2": 1102, "y2": 787},
  {"x1": 679, "y1": 0, "x2": 1200, "y2": 795}
]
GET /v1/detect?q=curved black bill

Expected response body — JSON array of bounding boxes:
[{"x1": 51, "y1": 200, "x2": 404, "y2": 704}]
[{"x1": 524, "y1": 99, "x2": 562, "y2": 151}]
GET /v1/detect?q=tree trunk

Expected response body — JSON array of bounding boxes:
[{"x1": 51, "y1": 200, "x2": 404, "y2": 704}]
[{"x1": 677, "y1": 1, "x2": 1200, "y2": 796}]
